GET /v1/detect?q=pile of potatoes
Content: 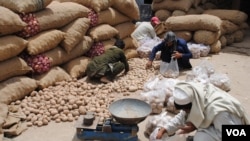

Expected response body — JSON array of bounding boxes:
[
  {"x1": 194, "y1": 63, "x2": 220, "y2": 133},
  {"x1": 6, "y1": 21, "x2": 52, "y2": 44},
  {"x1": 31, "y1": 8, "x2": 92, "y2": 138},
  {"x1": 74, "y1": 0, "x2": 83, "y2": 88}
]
[{"x1": 10, "y1": 58, "x2": 157, "y2": 127}]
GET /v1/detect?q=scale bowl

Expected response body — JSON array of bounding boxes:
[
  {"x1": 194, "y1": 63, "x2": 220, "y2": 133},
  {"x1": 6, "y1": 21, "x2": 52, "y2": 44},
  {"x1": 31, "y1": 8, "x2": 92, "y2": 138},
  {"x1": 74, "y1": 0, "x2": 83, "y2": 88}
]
[{"x1": 108, "y1": 98, "x2": 152, "y2": 125}]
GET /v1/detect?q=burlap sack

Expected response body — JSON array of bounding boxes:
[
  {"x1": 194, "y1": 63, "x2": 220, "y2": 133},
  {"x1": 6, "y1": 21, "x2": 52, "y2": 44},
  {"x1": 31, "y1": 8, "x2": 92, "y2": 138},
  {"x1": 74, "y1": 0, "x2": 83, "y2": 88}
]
[
  {"x1": 98, "y1": 7, "x2": 130, "y2": 26},
  {"x1": 112, "y1": 0, "x2": 140, "y2": 20},
  {"x1": 0, "y1": 103, "x2": 8, "y2": 133},
  {"x1": 0, "y1": 36, "x2": 27, "y2": 62},
  {"x1": 44, "y1": 36, "x2": 93, "y2": 67},
  {"x1": 0, "y1": 0, "x2": 52, "y2": 14},
  {"x1": 103, "y1": 39, "x2": 116, "y2": 51},
  {"x1": 187, "y1": 7, "x2": 204, "y2": 15},
  {"x1": 165, "y1": 14, "x2": 222, "y2": 32},
  {"x1": 56, "y1": 0, "x2": 113, "y2": 12},
  {"x1": 219, "y1": 36, "x2": 227, "y2": 48},
  {"x1": 155, "y1": 9, "x2": 171, "y2": 21},
  {"x1": 192, "y1": 0, "x2": 201, "y2": 8},
  {"x1": 233, "y1": 30, "x2": 244, "y2": 43},
  {"x1": 201, "y1": 2, "x2": 217, "y2": 10},
  {"x1": 124, "y1": 37, "x2": 136, "y2": 50},
  {"x1": 35, "y1": 1, "x2": 90, "y2": 32},
  {"x1": 224, "y1": 34, "x2": 235, "y2": 45},
  {"x1": 193, "y1": 30, "x2": 221, "y2": 45},
  {"x1": 155, "y1": 22, "x2": 168, "y2": 37},
  {"x1": 27, "y1": 29, "x2": 65, "y2": 55},
  {"x1": 220, "y1": 20, "x2": 239, "y2": 35},
  {"x1": 0, "y1": 57, "x2": 32, "y2": 82},
  {"x1": 34, "y1": 66, "x2": 71, "y2": 89},
  {"x1": 0, "y1": 6, "x2": 27, "y2": 36},
  {"x1": 172, "y1": 10, "x2": 186, "y2": 16},
  {"x1": 114, "y1": 22, "x2": 135, "y2": 39},
  {"x1": 175, "y1": 31, "x2": 193, "y2": 42},
  {"x1": 239, "y1": 22, "x2": 249, "y2": 30},
  {"x1": 63, "y1": 56, "x2": 91, "y2": 78},
  {"x1": 152, "y1": 0, "x2": 193, "y2": 12},
  {"x1": 60, "y1": 18, "x2": 90, "y2": 53},
  {"x1": 210, "y1": 40, "x2": 221, "y2": 54},
  {"x1": 0, "y1": 76, "x2": 38, "y2": 104},
  {"x1": 88, "y1": 24, "x2": 119, "y2": 42},
  {"x1": 124, "y1": 48, "x2": 138, "y2": 60},
  {"x1": 203, "y1": 9, "x2": 248, "y2": 25}
]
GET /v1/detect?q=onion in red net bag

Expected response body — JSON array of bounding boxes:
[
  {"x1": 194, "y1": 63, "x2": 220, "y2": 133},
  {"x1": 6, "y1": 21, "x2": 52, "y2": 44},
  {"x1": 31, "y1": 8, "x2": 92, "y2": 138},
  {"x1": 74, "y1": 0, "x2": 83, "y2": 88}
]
[
  {"x1": 21, "y1": 53, "x2": 51, "y2": 74},
  {"x1": 85, "y1": 42, "x2": 105, "y2": 58},
  {"x1": 88, "y1": 9, "x2": 98, "y2": 27},
  {"x1": 17, "y1": 13, "x2": 40, "y2": 38}
]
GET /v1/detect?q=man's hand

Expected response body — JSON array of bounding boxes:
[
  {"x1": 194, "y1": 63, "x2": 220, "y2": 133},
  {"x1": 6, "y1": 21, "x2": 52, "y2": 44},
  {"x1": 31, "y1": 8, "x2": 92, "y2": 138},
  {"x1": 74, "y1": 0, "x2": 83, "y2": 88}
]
[
  {"x1": 178, "y1": 122, "x2": 196, "y2": 134},
  {"x1": 156, "y1": 127, "x2": 166, "y2": 139},
  {"x1": 172, "y1": 51, "x2": 183, "y2": 59},
  {"x1": 146, "y1": 61, "x2": 153, "y2": 69}
]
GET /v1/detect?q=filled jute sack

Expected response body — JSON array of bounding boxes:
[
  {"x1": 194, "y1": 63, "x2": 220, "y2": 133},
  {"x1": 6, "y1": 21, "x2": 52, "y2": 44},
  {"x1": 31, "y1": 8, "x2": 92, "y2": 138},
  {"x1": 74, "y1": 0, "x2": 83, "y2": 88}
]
[
  {"x1": 203, "y1": 9, "x2": 248, "y2": 25},
  {"x1": 187, "y1": 6, "x2": 204, "y2": 15},
  {"x1": 219, "y1": 36, "x2": 227, "y2": 48},
  {"x1": 224, "y1": 34, "x2": 235, "y2": 45},
  {"x1": 27, "y1": 29, "x2": 65, "y2": 55},
  {"x1": 112, "y1": 0, "x2": 140, "y2": 20},
  {"x1": 233, "y1": 30, "x2": 244, "y2": 43},
  {"x1": 175, "y1": 31, "x2": 193, "y2": 42},
  {"x1": 0, "y1": 76, "x2": 38, "y2": 104},
  {"x1": 0, "y1": 6, "x2": 27, "y2": 36},
  {"x1": 88, "y1": 24, "x2": 119, "y2": 42},
  {"x1": 193, "y1": 30, "x2": 221, "y2": 45},
  {"x1": 0, "y1": 103, "x2": 8, "y2": 134},
  {"x1": 155, "y1": 22, "x2": 168, "y2": 37},
  {"x1": 114, "y1": 22, "x2": 135, "y2": 39},
  {"x1": 103, "y1": 39, "x2": 116, "y2": 51},
  {"x1": 124, "y1": 48, "x2": 138, "y2": 60},
  {"x1": 98, "y1": 7, "x2": 130, "y2": 26},
  {"x1": 55, "y1": 0, "x2": 113, "y2": 13},
  {"x1": 210, "y1": 40, "x2": 221, "y2": 53},
  {"x1": 0, "y1": 36, "x2": 27, "y2": 62},
  {"x1": 44, "y1": 36, "x2": 93, "y2": 67},
  {"x1": 124, "y1": 37, "x2": 136, "y2": 50},
  {"x1": 63, "y1": 56, "x2": 91, "y2": 78},
  {"x1": 152, "y1": 0, "x2": 193, "y2": 12},
  {"x1": 60, "y1": 18, "x2": 90, "y2": 53},
  {"x1": 0, "y1": 0, "x2": 52, "y2": 14},
  {"x1": 220, "y1": 20, "x2": 239, "y2": 35},
  {"x1": 172, "y1": 10, "x2": 186, "y2": 17},
  {"x1": 34, "y1": 66, "x2": 71, "y2": 89},
  {"x1": 0, "y1": 57, "x2": 32, "y2": 82},
  {"x1": 155, "y1": 9, "x2": 171, "y2": 21},
  {"x1": 165, "y1": 14, "x2": 222, "y2": 32},
  {"x1": 35, "y1": 1, "x2": 90, "y2": 32}
]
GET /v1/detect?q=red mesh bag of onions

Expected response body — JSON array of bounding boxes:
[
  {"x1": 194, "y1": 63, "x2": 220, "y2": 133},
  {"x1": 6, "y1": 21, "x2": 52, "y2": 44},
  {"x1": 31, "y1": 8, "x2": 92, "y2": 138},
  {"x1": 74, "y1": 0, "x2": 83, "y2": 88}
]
[
  {"x1": 17, "y1": 13, "x2": 40, "y2": 38},
  {"x1": 20, "y1": 53, "x2": 51, "y2": 74},
  {"x1": 85, "y1": 42, "x2": 105, "y2": 58},
  {"x1": 88, "y1": 9, "x2": 98, "y2": 27}
]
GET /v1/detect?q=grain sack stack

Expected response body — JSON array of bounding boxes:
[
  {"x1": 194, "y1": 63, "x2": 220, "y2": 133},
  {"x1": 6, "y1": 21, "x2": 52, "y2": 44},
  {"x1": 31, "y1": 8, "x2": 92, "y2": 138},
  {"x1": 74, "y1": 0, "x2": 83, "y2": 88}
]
[
  {"x1": 165, "y1": 14, "x2": 222, "y2": 54},
  {"x1": 203, "y1": 9, "x2": 249, "y2": 47}
]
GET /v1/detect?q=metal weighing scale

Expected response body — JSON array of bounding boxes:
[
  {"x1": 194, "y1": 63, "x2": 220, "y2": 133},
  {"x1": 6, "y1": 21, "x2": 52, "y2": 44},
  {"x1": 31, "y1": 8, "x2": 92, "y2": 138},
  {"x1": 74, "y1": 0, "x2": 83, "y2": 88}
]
[{"x1": 75, "y1": 98, "x2": 152, "y2": 141}]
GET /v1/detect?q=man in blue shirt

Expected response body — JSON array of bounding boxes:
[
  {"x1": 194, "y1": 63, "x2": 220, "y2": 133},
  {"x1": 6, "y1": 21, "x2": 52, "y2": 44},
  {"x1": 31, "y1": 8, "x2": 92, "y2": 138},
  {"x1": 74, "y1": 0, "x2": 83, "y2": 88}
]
[{"x1": 146, "y1": 31, "x2": 192, "y2": 70}]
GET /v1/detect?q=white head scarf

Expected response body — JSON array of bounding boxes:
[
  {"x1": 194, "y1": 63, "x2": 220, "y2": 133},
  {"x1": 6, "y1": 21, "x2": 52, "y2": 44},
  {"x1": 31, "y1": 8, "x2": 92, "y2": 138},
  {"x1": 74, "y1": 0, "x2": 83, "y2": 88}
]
[{"x1": 174, "y1": 82, "x2": 250, "y2": 128}]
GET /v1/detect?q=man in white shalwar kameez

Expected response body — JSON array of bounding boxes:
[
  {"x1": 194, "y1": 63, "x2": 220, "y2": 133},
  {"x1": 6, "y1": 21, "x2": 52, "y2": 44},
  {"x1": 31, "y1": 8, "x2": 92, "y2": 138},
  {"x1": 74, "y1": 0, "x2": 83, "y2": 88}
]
[{"x1": 154, "y1": 82, "x2": 250, "y2": 141}]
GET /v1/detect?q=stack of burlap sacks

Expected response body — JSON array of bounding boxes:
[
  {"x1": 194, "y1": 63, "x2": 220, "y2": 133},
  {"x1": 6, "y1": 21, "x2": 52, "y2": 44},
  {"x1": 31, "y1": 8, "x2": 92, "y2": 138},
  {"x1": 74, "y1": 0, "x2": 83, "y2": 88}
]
[
  {"x1": 152, "y1": 0, "x2": 249, "y2": 53},
  {"x1": 0, "y1": 0, "x2": 139, "y2": 139}
]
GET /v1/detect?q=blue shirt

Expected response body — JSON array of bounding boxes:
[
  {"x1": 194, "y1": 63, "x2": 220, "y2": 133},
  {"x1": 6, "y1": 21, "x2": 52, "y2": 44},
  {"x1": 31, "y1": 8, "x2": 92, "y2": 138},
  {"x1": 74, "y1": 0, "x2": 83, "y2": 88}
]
[{"x1": 149, "y1": 38, "x2": 192, "y2": 69}]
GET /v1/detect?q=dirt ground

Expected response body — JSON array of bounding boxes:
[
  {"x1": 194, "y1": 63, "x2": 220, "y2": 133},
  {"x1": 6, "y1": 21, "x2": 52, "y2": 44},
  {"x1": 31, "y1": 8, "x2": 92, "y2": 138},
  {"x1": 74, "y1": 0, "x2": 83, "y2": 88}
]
[{"x1": 5, "y1": 30, "x2": 250, "y2": 141}]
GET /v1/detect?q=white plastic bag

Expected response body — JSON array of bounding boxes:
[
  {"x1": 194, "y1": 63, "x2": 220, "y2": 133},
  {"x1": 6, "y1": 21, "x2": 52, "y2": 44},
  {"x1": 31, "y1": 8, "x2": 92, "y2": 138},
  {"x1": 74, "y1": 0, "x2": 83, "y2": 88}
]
[
  {"x1": 162, "y1": 58, "x2": 179, "y2": 78},
  {"x1": 149, "y1": 127, "x2": 169, "y2": 141}
]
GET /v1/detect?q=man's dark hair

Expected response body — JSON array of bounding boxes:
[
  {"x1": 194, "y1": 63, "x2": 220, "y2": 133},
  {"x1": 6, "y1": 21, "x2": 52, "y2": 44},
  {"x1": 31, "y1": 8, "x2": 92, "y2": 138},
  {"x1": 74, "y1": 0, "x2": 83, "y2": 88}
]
[{"x1": 114, "y1": 39, "x2": 125, "y2": 49}]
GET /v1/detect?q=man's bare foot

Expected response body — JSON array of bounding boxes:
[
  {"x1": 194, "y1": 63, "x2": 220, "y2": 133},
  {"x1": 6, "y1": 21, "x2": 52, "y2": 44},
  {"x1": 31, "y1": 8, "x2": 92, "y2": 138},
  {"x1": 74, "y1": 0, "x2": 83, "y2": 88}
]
[{"x1": 100, "y1": 76, "x2": 112, "y2": 83}]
